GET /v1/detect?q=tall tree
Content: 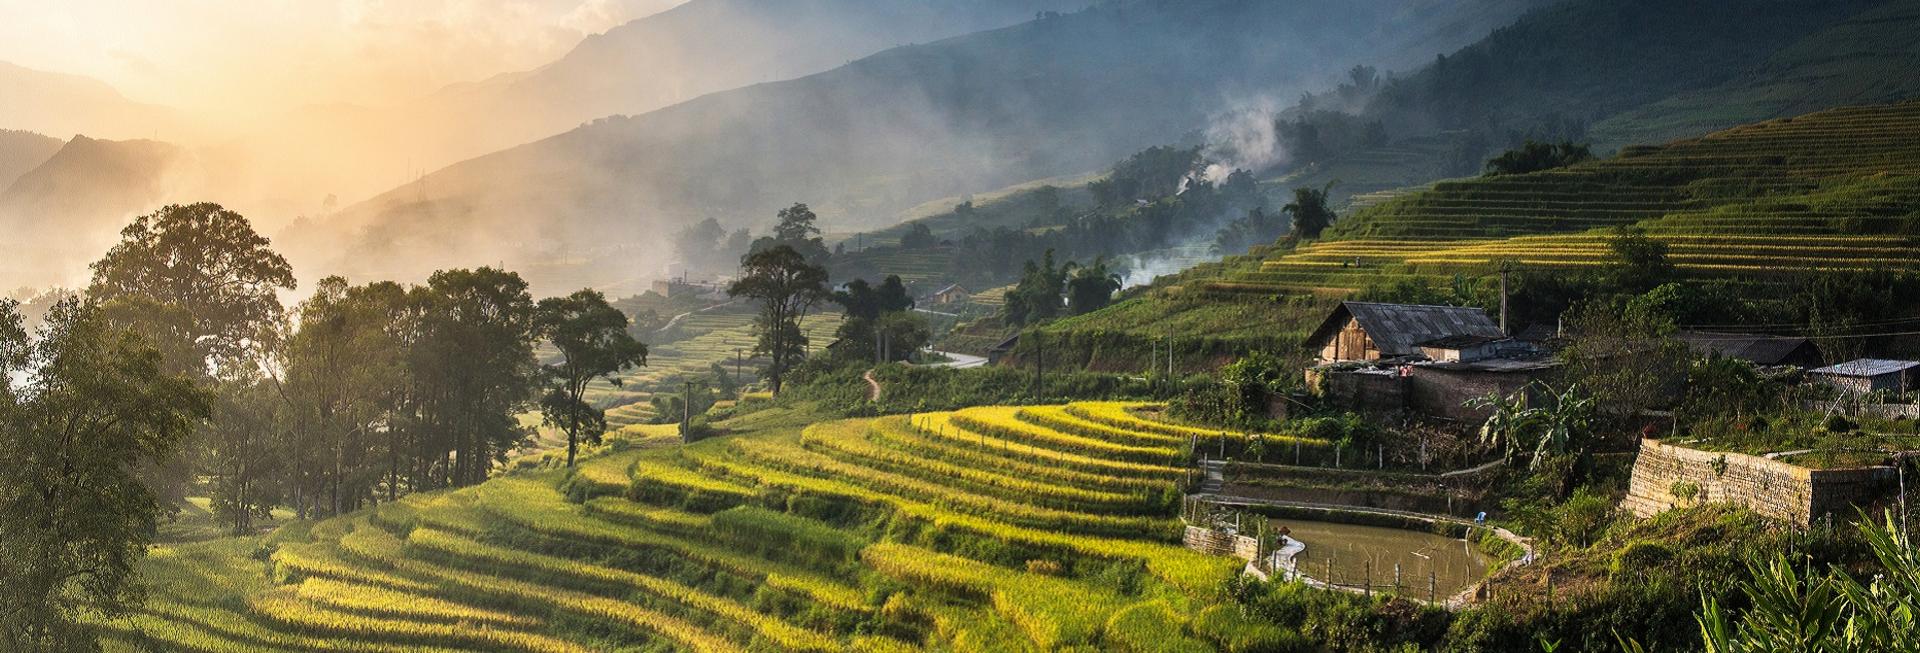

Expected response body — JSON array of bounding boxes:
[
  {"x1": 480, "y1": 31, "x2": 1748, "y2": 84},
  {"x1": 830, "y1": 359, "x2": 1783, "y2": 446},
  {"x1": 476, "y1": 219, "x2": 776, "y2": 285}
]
[
  {"x1": 86, "y1": 202, "x2": 294, "y2": 512},
  {"x1": 87, "y1": 203, "x2": 295, "y2": 378},
  {"x1": 1065, "y1": 258, "x2": 1124, "y2": 315},
  {"x1": 536, "y1": 289, "x2": 648, "y2": 467},
  {"x1": 280, "y1": 277, "x2": 410, "y2": 516},
  {"x1": 753, "y1": 203, "x2": 832, "y2": 264},
  {"x1": 1283, "y1": 184, "x2": 1336, "y2": 240},
  {"x1": 729, "y1": 245, "x2": 828, "y2": 395},
  {"x1": 0, "y1": 298, "x2": 209, "y2": 651},
  {"x1": 1004, "y1": 250, "x2": 1066, "y2": 326},
  {"x1": 411, "y1": 268, "x2": 540, "y2": 487},
  {"x1": 830, "y1": 275, "x2": 918, "y2": 363}
]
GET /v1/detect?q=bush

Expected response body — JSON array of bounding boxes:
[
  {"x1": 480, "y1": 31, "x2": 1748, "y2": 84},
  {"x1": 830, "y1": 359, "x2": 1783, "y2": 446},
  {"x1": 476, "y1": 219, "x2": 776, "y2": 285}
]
[{"x1": 1610, "y1": 540, "x2": 1675, "y2": 577}]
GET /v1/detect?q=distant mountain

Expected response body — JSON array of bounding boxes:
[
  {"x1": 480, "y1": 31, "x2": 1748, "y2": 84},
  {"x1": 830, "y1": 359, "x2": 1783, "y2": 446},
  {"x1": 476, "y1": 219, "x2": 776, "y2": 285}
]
[
  {"x1": 0, "y1": 130, "x2": 62, "y2": 189},
  {"x1": 0, "y1": 135, "x2": 185, "y2": 288},
  {"x1": 224, "y1": 0, "x2": 1102, "y2": 220},
  {"x1": 328, "y1": 0, "x2": 1542, "y2": 292},
  {"x1": 0, "y1": 61, "x2": 187, "y2": 142}
]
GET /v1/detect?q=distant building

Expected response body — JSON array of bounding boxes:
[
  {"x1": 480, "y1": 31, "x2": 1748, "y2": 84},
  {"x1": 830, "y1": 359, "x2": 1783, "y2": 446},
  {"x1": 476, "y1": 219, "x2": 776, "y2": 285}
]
[
  {"x1": 1305, "y1": 302, "x2": 1506, "y2": 364},
  {"x1": 1810, "y1": 359, "x2": 1920, "y2": 395},
  {"x1": 651, "y1": 279, "x2": 725, "y2": 299},
  {"x1": 926, "y1": 284, "x2": 971, "y2": 306},
  {"x1": 1674, "y1": 331, "x2": 1823, "y2": 367}
]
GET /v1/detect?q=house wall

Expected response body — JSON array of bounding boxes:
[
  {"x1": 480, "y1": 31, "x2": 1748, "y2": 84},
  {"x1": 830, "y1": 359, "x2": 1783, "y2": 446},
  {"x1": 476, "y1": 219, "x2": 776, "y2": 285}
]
[
  {"x1": 1316, "y1": 318, "x2": 1380, "y2": 363},
  {"x1": 1318, "y1": 370, "x2": 1405, "y2": 416},
  {"x1": 1623, "y1": 439, "x2": 1895, "y2": 524},
  {"x1": 1406, "y1": 367, "x2": 1540, "y2": 422}
]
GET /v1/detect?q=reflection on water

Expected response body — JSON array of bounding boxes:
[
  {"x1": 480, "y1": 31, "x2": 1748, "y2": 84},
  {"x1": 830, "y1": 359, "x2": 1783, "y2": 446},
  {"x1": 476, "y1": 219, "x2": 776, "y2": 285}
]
[{"x1": 1283, "y1": 520, "x2": 1490, "y2": 598}]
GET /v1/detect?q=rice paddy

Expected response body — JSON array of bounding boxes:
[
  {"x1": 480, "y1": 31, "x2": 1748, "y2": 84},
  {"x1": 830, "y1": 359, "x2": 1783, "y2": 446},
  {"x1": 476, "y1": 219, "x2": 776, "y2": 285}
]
[
  {"x1": 1198, "y1": 101, "x2": 1920, "y2": 295},
  {"x1": 105, "y1": 402, "x2": 1320, "y2": 651}
]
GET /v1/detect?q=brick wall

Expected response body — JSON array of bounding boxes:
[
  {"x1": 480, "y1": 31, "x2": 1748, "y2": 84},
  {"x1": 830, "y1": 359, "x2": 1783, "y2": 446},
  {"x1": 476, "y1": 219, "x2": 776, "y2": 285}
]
[
  {"x1": 1319, "y1": 370, "x2": 1406, "y2": 416},
  {"x1": 1624, "y1": 439, "x2": 1895, "y2": 524}
]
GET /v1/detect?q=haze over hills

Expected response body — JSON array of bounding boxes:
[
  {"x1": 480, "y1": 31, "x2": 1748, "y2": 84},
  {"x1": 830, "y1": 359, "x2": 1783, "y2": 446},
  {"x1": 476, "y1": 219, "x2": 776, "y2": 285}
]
[
  {"x1": 0, "y1": 61, "x2": 190, "y2": 143},
  {"x1": 325, "y1": 0, "x2": 1548, "y2": 293},
  {"x1": 221, "y1": 0, "x2": 1104, "y2": 225},
  {"x1": 0, "y1": 135, "x2": 185, "y2": 287},
  {"x1": 0, "y1": 130, "x2": 62, "y2": 189}
]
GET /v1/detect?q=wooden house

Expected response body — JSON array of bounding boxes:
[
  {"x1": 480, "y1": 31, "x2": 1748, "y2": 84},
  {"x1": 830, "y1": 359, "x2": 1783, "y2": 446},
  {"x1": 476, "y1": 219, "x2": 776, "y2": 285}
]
[{"x1": 1305, "y1": 302, "x2": 1505, "y2": 365}]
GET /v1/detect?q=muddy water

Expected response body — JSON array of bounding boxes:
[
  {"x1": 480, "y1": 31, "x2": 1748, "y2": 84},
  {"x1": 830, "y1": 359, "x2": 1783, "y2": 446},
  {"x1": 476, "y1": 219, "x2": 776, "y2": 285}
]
[{"x1": 1282, "y1": 520, "x2": 1492, "y2": 598}]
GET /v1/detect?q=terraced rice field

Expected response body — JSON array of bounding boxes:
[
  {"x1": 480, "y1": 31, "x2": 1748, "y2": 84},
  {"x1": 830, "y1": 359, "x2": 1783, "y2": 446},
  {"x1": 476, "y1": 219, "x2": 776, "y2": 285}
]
[
  {"x1": 1202, "y1": 101, "x2": 1920, "y2": 295},
  {"x1": 594, "y1": 311, "x2": 841, "y2": 428},
  {"x1": 107, "y1": 403, "x2": 1318, "y2": 651}
]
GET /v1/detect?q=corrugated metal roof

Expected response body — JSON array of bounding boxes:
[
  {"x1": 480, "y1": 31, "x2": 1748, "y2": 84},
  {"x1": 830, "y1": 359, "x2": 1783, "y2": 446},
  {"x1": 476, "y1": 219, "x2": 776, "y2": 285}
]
[
  {"x1": 1810, "y1": 358, "x2": 1920, "y2": 377},
  {"x1": 1309, "y1": 301, "x2": 1503, "y2": 357}
]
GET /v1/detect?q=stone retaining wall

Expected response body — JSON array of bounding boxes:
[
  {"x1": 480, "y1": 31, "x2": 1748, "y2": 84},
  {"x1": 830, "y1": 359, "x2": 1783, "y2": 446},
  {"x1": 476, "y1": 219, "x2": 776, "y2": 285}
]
[
  {"x1": 1624, "y1": 439, "x2": 1895, "y2": 524},
  {"x1": 1182, "y1": 525, "x2": 1260, "y2": 560}
]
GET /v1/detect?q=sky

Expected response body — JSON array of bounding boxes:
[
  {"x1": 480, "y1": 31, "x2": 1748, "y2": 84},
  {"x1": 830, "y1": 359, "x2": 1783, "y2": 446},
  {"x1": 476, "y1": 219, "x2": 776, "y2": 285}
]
[{"x1": 0, "y1": 0, "x2": 685, "y2": 123}]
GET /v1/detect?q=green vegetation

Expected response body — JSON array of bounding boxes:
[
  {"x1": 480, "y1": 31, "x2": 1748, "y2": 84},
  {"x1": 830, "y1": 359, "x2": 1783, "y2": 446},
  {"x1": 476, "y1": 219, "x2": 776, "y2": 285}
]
[{"x1": 100, "y1": 402, "x2": 1284, "y2": 650}]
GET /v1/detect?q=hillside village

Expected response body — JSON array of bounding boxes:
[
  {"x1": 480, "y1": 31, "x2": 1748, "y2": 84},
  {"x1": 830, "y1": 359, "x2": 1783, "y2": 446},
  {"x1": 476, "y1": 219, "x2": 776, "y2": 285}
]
[{"x1": 13, "y1": 1, "x2": 1920, "y2": 652}]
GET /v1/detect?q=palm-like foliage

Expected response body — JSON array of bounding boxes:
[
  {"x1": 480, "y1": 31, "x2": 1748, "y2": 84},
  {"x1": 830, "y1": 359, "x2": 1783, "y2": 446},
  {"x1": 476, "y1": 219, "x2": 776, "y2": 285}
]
[
  {"x1": 1467, "y1": 383, "x2": 1596, "y2": 470},
  {"x1": 1689, "y1": 515, "x2": 1920, "y2": 652}
]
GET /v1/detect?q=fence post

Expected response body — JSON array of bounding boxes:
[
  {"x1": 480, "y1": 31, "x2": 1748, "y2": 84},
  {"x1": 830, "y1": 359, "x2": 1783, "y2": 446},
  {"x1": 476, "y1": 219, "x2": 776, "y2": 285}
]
[
  {"x1": 1429, "y1": 572, "x2": 1436, "y2": 603},
  {"x1": 1364, "y1": 558, "x2": 1372, "y2": 596}
]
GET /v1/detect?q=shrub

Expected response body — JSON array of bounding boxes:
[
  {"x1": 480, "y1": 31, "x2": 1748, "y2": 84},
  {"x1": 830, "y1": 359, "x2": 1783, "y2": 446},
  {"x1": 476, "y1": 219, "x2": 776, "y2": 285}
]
[{"x1": 1610, "y1": 540, "x2": 1675, "y2": 577}]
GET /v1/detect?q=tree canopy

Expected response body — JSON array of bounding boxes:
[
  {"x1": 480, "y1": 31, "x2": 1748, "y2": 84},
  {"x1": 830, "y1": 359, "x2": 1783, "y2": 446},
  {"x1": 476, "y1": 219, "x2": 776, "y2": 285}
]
[
  {"x1": 536, "y1": 289, "x2": 648, "y2": 466},
  {"x1": 729, "y1": 245, "x2": 828, "y2": 394}
]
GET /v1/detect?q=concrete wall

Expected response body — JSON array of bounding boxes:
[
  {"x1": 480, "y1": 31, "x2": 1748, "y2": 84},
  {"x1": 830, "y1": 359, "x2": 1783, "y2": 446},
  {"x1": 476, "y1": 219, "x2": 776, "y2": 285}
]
[{"x1": 1624, "y1": 439, "x2": 1896, "y2": 524}]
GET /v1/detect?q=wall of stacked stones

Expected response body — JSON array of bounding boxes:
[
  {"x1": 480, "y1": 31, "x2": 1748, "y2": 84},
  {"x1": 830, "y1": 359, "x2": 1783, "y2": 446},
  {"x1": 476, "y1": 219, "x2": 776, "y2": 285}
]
[{"x1": 1625, "y1": 439, "x2": 1894, "y2": 524}]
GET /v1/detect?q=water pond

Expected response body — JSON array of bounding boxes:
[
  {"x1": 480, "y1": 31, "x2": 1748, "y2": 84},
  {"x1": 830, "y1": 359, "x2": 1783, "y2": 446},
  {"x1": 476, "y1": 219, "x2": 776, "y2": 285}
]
[{"x1": 1280, "y1": 519, "x2": 1492, "y2": 599}]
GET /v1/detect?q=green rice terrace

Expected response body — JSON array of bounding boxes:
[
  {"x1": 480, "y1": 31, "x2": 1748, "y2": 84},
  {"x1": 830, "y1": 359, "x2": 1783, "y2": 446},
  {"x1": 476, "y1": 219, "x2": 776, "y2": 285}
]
[
  {"x1": 98, "y1": 401, "x2": 1420, "y2": 652},
  {"x1": 1203, "y1": 101, "x2": 1920, "y2": 296},
  {"x1": 586, "y1": 310, "x2": 842, "y2": 429}
]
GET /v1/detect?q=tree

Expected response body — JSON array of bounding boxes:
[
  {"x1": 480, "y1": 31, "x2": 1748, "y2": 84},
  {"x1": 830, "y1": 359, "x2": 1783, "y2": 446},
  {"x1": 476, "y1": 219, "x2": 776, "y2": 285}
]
[
  {"x1": 536, "y1": 289, "x2": 648, "y2": 467},
  {"x1": 1604, "y1": 226, "x2": 1675, "y2": 294},
  {"x1": 1558, "y1": 299, "x2": 1690, "y2": 422},
  {"x1": 672, "y1": 218, "x2": 728, "y2": 276},
  {"x1": 203, "y1": 379, "x2": 285, "y2": 535},
  {"x1": 0, "y1": 298, "x2": 209, "y2": 651},
  {"x1": 1483, "y1": 140, "x2": 1592, "y2": 176},
  {"x1": 87, "y1": 203, "x2": 295, "y2": 378},
  {"x1": 1004, "y1": 250, "x2": 1066, "y2": 326},
  {"x1": 1065, "y1": 258, "x2": 1123, "y2": 315},
  {"x1": 280, "y1": 277, "x2": 411, "y2": 516},
  {"x1": 410, "y1": 268, "x2": 540, "y2": 487},
  {"x1": 900, "y1": 222, "x2": 938, "y2": 249},
  {"x1": 1467, "y1": 383, "x2": 1597, "y2": 472},
  {"x1": 729, "y1": 245, "x2": 828, "y2": 394},
  {"x1": 830, "y1": 276, "x2": 917, "y2": 363},
  {"x1": 1283, "y1": 184, "x2": 1336, "y2": 240},
  {"x1": 773, "y1": 203, "x2": 821, "y2": 243}
]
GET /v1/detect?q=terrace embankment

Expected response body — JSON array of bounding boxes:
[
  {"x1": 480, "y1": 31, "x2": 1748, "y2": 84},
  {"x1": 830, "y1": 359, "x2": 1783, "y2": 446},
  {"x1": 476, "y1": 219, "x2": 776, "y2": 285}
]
[{"x1": 1623, "y1": 438, "x2": 1896, "y2": 523}]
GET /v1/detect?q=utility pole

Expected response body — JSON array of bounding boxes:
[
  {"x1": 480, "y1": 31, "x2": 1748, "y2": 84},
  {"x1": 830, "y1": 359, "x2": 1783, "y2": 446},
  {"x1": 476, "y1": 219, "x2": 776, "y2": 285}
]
[
  {"x1": 1499, "y1": 260, "x2": 1512, "y2": 335},
  {"x1": 734, "y1": 348, "x2": 743, "y2": 387}
]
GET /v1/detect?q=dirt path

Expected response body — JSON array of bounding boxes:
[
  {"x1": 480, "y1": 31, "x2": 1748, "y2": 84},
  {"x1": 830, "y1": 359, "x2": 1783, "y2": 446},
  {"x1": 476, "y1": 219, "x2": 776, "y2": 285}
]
[{"x1": 863, "y1": 368, "x2": 881, "y2": 401}]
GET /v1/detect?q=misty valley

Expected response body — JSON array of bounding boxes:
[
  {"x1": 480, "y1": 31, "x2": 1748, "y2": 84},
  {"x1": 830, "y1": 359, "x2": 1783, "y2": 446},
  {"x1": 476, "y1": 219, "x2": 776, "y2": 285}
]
[{"x1": 7, "y1": 1, "x2": 1920, "y2": 651}]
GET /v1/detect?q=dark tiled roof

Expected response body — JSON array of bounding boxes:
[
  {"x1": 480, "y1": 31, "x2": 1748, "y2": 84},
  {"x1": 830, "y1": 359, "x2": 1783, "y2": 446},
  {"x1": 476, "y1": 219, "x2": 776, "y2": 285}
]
[
  {"x1": 1419, "y1": 334, "x2": 1507, "y2": 349},
  {"x1": 1308, "y1": 302, "x2": 1503, "y2": 357},
  {"x1": 1674, "y1": 331, "x2": 1818, "y2": 366}
]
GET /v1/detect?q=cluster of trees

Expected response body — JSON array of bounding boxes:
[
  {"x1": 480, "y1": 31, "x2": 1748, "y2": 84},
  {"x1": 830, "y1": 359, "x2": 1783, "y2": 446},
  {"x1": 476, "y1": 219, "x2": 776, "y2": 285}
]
[
  {"x1": 3, "y1": 203, "x2": 650, "y2": 648},
  {"x1": 671, "y1": 217, "x2": 752, "y2": 280},
  {"x1": 829, "y1": 276, "x2": 927, "y2": 364},
  {"x1": 1483, "y1": 140, "x2": 1593, "y2": 176},
  {"x1": 1000, "y1": 251, "x2": 1123, "y2": 327}
]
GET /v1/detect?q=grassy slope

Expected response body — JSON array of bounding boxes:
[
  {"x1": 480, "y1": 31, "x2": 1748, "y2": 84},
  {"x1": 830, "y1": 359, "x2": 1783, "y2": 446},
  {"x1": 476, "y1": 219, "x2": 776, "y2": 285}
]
[{"x1": 107, "y1": 402, "x2": 1335, "y2": 651}]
